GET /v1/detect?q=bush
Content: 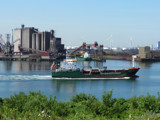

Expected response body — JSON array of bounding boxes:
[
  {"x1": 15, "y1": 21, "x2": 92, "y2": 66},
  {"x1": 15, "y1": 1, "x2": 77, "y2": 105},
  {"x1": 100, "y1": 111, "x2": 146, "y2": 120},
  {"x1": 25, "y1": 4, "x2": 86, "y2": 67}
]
[
  {"x1": 0, "y1": 90, "x2": 160, "y2": 119},
  {"x1": 23, "y1": 91, "x2": 48, "y2": 112},
  {"x1": 3, "y1": 92, "x2": 27, "y2": 112}
]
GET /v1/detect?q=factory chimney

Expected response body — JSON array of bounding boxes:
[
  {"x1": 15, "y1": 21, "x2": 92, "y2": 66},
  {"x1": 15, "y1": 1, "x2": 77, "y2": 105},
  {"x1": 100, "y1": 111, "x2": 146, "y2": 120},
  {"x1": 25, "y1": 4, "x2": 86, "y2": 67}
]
[
  {"x1": 50, "y1": 30, "x2": 56, "y2": 52},
  {"x1": 21, "y1": 24, "x2": 25, "y2": 29},
  {"x1": 50, "y1": 30, "x2": 55, "y2": 40}
]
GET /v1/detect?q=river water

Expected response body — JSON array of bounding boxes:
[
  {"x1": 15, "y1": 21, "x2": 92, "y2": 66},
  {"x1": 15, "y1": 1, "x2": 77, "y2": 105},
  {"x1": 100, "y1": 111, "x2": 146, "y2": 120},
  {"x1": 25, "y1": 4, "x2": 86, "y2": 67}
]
[{"x1": 0, "y1": 60, "x2": 160, "y2": 101}]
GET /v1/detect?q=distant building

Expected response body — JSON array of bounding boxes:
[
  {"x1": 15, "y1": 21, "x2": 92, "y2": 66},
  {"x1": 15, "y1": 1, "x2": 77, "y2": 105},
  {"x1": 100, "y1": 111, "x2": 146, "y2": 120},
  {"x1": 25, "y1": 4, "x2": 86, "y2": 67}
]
[
  {"x1": 158, "y1": 41, "x2": 160, "y2": 50},
  {"x1": 32, "y1": 32, "x2": 50, "y2": 51},
  {"x1": 21, "y1": 27, "x2": 37, "y2": 49},
  {"x1": 14, "y1": 25, "x2": 38, "y2": 53},
  {"x1": 150, "y1": 44, "x2": 153, "y2": 50},
  {"x1": 14, "y1": 28, "x2": 21, "y2": 53},
  {"x1": 13, "y1": 25, "x2": 65, "y2": 58},
  {"x1": 138, "y1": 46, "x2": 152, "y2": 59}
]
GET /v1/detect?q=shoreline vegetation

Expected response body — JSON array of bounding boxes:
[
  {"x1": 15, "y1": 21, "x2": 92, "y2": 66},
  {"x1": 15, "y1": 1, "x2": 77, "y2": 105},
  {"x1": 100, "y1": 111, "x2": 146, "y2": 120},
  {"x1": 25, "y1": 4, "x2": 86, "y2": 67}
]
[{"x1": 0, "y1": 91, "x2": 160, "y2": 119}]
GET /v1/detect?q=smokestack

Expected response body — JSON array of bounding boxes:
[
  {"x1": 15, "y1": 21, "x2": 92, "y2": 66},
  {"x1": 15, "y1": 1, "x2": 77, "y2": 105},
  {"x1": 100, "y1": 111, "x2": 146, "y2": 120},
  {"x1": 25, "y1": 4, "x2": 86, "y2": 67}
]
[
  {"x1": 12, "y1": 29, "x2": 13, "y2": 43},
  {"x1": 21, "y1": 24, "x2": 25, "y2": 29},
  {"x1": 50, "y1": 30, "x2": 55, "y2": 40}
]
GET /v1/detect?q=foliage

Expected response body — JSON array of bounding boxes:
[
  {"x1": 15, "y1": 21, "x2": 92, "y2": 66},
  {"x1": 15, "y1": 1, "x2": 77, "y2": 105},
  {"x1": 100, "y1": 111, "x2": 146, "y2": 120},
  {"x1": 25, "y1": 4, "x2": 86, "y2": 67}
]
[{"x1": 0, "y1": 91, "x2": 160, "y2": 119}]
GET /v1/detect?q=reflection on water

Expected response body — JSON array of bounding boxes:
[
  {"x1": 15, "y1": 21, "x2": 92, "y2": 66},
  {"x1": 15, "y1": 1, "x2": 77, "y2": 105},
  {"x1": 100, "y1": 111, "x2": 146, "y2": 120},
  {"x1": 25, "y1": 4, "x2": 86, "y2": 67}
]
[
  {"x1": 0, "y1": 61, "x2": 52, "y2": 73},
  {"x1": 50, "y1": 78, "x2": 137, "y2": 101},
  {"x1": 137, "y1": 62, "x2": 152, "y2": 68},
  {"x1": 51, "y1": 80, "x2": 76, "y2": 93},
  {"x1": 3, "y1": 61, "x2": 12, "y2": 71}
]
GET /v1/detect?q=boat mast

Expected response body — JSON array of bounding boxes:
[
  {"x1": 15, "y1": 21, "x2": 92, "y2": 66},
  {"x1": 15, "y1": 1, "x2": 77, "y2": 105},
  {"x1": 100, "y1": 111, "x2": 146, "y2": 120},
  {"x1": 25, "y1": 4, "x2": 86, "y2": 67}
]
[{"x1": 132, "y1": 55, "x2": 137, "y2": 67}]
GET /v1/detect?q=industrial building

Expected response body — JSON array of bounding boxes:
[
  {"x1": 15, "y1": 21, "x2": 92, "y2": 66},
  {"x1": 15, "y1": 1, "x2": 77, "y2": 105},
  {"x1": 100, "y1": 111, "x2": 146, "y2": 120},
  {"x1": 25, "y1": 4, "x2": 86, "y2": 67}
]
[
  {"x1": 13, "y1": 25, "x2": 65, "y2": 59},
  {"x1": 14, "y1": 25, "x2": 38, "y2": 53},
  {"x1": 138, "y1": 46, "x2": 160, "y2": 61},
  {"x1": 32, "y1": 32, "x2": 50, "y2": 51},
  {"x1": 138, "y1": 46, "x2": 152, "y2": 59}
]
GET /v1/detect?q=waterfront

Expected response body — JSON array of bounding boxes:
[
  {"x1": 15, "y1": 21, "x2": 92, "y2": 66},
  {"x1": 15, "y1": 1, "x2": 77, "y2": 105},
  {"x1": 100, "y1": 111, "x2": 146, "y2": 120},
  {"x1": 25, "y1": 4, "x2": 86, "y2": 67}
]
[{"x1": 0, "y1": 60, "x2": 160, "y2": 101}]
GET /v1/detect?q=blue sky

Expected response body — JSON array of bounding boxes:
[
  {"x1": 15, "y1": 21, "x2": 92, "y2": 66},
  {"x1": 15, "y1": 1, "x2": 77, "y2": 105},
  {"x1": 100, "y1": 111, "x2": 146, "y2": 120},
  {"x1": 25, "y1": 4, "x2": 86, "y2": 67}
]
[{"x1": 0, "y1": 0, "x2": 160, "y2": 48}]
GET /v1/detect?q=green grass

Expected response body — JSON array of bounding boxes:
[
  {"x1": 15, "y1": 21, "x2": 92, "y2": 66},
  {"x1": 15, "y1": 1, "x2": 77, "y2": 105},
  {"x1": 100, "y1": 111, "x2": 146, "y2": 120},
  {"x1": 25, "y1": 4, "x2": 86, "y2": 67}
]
[
  {"x1": 103, "y1": 55, "x2": 125, "y2": 59},
  {"x1": 0, "y1": 90, "x2": 160, "y2": 119}
]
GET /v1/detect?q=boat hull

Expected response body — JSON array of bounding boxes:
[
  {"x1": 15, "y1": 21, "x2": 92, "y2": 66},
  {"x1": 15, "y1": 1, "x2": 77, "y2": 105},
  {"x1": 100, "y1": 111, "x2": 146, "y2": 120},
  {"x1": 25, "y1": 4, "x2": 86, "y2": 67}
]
[
  {"x1": 51, "y1": 68, "x2": 140, "y2": 78},
  {"x1": 76, "y1": 56, "x2": 92, "y2": 61}
]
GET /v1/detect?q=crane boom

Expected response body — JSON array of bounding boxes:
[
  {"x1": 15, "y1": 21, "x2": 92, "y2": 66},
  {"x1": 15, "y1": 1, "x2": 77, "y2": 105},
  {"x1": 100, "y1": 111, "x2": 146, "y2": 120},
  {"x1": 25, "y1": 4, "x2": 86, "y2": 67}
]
[
  {"x1": 0, "y1": 34, "x2": 6, "y2": 45},
  {"x1": 11, "y1": 38, "x2": 20, "y2": 45}
]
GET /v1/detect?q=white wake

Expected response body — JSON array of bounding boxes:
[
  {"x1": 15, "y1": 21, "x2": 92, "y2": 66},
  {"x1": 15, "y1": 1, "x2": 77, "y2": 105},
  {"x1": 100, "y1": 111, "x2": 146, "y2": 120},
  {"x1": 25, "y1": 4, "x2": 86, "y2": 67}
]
[{"x1": 0, "y1": 75, "x2": 51, "y2": 80}]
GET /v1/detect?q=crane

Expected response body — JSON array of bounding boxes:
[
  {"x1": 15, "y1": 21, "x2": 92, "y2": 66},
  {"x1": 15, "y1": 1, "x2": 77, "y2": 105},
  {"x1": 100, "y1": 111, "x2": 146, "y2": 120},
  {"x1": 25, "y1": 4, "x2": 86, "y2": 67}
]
[
  {"x1": 70, "y1": 42, "x2": 99, "y2": 55},
  {"x1": 0, "y1": 34, "x2": 6, "y2": 45},
  {"x1": 11, "y1": 38, "x2": 20, "y2": 45},
  {"x1": 70, "y1": 42, "x2": 86, "y2": 55},
  {"x1": 0, "y1": 34, "x2": 6, "y2": 51}
]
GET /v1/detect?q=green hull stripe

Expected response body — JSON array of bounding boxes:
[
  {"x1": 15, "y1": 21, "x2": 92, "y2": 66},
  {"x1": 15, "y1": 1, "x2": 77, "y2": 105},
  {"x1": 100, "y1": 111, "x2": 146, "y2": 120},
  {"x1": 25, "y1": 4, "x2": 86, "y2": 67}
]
[{"x1": 52, "y1": 69, "x2": 139, "y2": 78}]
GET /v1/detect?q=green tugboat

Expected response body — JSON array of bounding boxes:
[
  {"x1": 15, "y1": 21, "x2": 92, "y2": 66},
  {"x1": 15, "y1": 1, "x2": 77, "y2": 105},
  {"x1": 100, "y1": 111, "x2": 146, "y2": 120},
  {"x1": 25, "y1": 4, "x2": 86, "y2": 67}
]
[
  {"x1": 76, "y1": 52, "x2": 92, "y2": 61},
  {"x1": 51, "y1": 59, "x2": 140, "y2": 79}
]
